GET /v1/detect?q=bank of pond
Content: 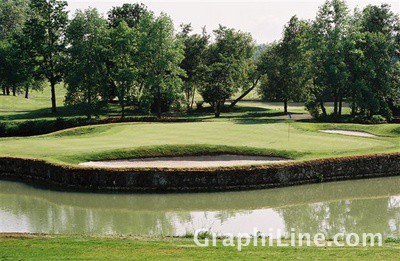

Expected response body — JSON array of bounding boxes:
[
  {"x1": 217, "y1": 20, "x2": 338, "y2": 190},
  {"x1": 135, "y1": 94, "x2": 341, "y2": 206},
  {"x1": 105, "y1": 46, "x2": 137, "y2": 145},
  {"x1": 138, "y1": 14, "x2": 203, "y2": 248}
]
[{"x1": 0, "y1": 152, "x2": 398, "y2": 193}]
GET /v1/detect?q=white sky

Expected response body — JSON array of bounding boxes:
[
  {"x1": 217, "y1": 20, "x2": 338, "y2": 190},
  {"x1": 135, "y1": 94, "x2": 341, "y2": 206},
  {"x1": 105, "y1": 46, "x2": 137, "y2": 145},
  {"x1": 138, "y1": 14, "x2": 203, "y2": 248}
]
[{"x1": 66, "y1": 0, "x2": 400, "y2": 44}]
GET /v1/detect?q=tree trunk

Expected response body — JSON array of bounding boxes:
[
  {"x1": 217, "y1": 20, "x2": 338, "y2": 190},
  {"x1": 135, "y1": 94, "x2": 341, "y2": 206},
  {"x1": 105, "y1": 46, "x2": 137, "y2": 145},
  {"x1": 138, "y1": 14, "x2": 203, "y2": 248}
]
[
  {"x1": 333, "y1": 95, "x2": 338, "y2": 117},
  {"x1": 121, "y1": 102, "x2": 125, "y2": 118},
  {"x1": 87, "y1": 88, "x2": 92, "y2": 119},
  {"x1": 320, "y1": 101, "x2": 327, "y2": 117},
  {"x1": 338, "y1": 96, "x2": 343, "y2": 117},
  {"x1": 6, "y1": 86, "x2": 10, "y2": 96},
  {"x1": 25, "y1": 86, "x2": 29, "y2": 99},
  {"x1": 351, "y1": 104, "x2": 356, "y2": 117},
  {"x1": 230, "y1": 77, "x2": 260, "y2": 108},
  {"x1": 284, "y1": 100, "x2": 288, "y2": 113},
  {"x1": 50, "y1": 80, "x2": 57, "y2": 113},
  {"x1": 214, "y1": 102, "x2": 221, "y2": 118},
  {"x1": 12, "y1": 85, "x2": 16, "y2": 96},
  {"x1": 157, "y1": 85, "x2": 162, "y2": 119},
  {"x1": 190, "y1": 87, "x2": 196, "y2": 111}
]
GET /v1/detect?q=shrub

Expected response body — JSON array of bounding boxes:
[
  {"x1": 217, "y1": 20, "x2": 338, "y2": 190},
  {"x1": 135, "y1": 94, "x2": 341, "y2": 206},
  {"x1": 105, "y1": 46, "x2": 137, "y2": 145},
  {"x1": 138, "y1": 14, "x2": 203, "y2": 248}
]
[
  {"x1": 196, "y1": 101, "x2": 204, "y2": 110},
  {"x1": 353, "y1": 114, "x2": 387, "y2": 124}
]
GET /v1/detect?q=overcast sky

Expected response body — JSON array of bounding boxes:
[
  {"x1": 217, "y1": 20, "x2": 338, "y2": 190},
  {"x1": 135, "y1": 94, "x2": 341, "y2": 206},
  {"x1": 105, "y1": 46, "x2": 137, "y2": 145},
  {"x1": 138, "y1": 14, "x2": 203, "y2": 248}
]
[{"x1": 66, "y1": 0, "x2": 400, "y2": 44}]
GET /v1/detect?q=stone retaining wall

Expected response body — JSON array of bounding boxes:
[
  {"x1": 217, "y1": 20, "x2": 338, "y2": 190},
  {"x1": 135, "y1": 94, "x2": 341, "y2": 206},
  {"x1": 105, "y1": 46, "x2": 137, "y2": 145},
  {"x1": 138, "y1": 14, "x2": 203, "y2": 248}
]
[{"x1": 0, "y1": 153, "x2": 399, "y2": 192}]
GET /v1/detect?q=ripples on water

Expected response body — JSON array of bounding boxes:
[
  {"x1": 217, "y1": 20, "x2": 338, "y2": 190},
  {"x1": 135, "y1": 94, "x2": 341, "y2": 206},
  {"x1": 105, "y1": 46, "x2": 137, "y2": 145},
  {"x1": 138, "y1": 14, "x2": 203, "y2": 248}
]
[{"x1": 0, "y1": 177, "x2": 399, "y2": 238}]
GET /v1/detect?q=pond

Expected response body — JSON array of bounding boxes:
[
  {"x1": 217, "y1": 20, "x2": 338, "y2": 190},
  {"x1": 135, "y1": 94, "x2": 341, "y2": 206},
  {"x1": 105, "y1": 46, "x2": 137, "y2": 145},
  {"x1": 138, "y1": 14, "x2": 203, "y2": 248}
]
[{"x1": 0, "y1": 177, "x2": 399, "y2": 238}]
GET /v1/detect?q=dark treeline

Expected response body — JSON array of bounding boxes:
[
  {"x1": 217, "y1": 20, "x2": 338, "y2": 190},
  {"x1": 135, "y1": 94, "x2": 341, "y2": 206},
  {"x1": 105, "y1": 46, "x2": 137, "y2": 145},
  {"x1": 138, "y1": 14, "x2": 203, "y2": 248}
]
[
  {"x1": 259, "y1": 1, "x2": 400, "y2": 122},
  {"x1": 0, "y1": 0, "x2": 399, "y2": 121}
]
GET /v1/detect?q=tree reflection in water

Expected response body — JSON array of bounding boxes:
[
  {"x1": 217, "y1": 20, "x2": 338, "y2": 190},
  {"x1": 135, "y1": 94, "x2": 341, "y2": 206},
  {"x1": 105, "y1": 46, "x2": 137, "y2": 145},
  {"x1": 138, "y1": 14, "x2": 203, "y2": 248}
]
[{"x1": 0, "y1": 177, "x2": 399, "y2": 237}]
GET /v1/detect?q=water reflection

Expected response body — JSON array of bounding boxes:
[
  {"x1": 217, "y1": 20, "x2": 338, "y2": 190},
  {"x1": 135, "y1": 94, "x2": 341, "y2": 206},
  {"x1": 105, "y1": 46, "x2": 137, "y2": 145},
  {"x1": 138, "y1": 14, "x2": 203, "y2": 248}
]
[{"x1": 0, "y1": 177, "x2": 399, "y2": 238}]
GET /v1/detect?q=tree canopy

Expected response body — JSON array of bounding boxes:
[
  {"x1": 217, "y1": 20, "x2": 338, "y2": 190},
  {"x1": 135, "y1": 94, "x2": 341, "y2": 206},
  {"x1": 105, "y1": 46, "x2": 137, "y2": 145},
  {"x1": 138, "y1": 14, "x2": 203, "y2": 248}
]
[{"x1": 0, "y1": 0, "x2": 399, "y2": 121}]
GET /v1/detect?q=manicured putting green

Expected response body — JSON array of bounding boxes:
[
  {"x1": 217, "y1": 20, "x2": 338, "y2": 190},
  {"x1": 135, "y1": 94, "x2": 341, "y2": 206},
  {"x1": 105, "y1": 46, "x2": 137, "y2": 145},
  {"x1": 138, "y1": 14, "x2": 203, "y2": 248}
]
[{"x1": 0, "y1": 121, "x2": 396, "y2": 165}]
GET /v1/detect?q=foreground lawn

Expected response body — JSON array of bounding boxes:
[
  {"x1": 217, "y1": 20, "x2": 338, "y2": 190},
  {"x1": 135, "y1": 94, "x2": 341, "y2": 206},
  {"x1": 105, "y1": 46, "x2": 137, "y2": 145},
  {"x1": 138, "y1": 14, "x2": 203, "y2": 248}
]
[{"x1": 0, "y1": 236, "x2": 399, "y2": 260}]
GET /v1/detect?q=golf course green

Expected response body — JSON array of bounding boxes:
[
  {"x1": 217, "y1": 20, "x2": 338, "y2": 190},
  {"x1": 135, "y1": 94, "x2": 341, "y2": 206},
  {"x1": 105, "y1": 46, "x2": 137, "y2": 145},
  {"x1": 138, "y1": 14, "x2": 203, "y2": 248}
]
[
  {"x1": 0, "y1": 88, "x2": 399, "y2": 166},
  {"x1": 0, "y1": 121, "x2": 399, "y2": 165}
]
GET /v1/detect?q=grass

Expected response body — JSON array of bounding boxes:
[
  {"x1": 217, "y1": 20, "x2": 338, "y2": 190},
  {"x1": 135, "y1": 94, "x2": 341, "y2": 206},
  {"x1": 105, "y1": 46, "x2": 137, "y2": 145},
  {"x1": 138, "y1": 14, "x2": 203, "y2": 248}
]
[
  {"x1": 0, "y1": 87, "x2": 399, "y2": 165},
  {"x1": 0, "y1": 121, "x2": 398, "y2": 165},
  {"x1": 1, "y1": 89, "x2": 400, "y2": 260},
  {"x1": 0, "y1": 235, "x2": 399, "y2": 260}
]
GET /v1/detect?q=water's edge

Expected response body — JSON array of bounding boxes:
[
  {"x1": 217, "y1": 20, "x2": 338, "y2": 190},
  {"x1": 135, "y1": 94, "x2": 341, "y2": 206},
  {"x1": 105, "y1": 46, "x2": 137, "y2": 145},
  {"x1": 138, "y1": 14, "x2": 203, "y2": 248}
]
[{"x1": 0, "y1": 153, "x2": 399, "y2": 193}]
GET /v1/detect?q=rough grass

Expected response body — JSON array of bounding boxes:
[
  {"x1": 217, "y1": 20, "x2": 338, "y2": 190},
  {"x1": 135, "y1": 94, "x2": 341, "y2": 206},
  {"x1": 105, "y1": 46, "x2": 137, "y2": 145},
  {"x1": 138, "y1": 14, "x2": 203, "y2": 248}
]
[{"x1": 0, "y1": 235, "x2": 399, "y2": 260}]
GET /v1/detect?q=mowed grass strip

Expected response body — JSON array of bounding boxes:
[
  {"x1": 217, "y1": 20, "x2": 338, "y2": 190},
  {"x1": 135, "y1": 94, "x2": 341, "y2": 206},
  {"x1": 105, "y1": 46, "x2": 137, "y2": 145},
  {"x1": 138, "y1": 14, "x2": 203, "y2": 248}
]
[
  {"x1": 0, "y1": 121, "x2": 397, "y2": 165},
  {"x1": 0, "y1": 236, "x2": 399, "y2": 260}
]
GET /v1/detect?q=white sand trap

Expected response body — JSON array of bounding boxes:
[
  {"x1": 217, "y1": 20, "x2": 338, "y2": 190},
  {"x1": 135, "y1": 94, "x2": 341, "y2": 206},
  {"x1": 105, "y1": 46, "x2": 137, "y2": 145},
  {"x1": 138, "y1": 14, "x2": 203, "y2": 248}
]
[
  {"x1": 320, "y1": 130, "x2": 376, "y2": 138},
  {"x1": 79, "y1": 155, "x2": 290, "y2": 169}
]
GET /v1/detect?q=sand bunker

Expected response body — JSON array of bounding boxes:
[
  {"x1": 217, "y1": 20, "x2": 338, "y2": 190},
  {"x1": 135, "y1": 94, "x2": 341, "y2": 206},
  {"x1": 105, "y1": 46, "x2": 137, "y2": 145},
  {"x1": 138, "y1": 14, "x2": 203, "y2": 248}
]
[
  {"x1": 79, "y1": 155, "x2": 290, "y2": 169},
  {"x1": 320, "y1": 130, "x2": 376, "y2": 138}
]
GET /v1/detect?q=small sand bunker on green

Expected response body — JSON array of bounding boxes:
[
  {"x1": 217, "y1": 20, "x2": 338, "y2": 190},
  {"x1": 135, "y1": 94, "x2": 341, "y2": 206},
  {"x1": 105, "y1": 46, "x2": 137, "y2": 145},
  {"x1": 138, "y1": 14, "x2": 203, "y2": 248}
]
[
  {"x1": 79, "y1": 155, "x2": 290, "y2": 169},
  {"x1": 320, "y1": 130, "x2": 377, "y2": 138}
]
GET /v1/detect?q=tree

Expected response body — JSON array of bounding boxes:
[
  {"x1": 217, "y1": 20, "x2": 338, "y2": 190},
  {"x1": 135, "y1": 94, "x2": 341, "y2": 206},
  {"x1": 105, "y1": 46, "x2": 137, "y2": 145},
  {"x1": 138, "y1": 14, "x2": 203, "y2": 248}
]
[
  {"x1": 0, "y1": 0, "x2": 28, "y2": 39},
  {"x1": 108, "y1": 3, "x2": 148, "y2": 28},
  {"x1": 178, "y1": 24, "x2": 209, "y2": 110},
  {"x1": 24, "y1": 0, "x2": 68, "y2": 113},
  {"x1": 9, "y1": 30, "x2": 44, "y2": 98},
  {"x1": 229, "y1": 44, "x2": 269, "y2": 108},
  {"x1": 65, "y1": 8, "x2": 109, "y2": 119},
  {"x1": 260, "y1": 16, "x2": 308, "y2": 113},
  {"x1": 199, "y1": 26, "x2": 255, "y2": 117},
  {"x1": 340, "y1": 4, "x2": 399, "y2": 120},
  {"x1": 108, "y1": 21, "x2": 138, "y2": 118},
  {"x1": 312, "y1": 0, "x2": 350, "y2": 118},
  {"x1": 0, "y1": 0, "x2": 29, "y2": 95},
  {"x1": 137, "y1": 13, "x2": 185, "y2": 118},
  {"x1": 106, "y1": 3, "x2": 150, "y2": 102},
  {"x1": 259, "y1": 43, "x2": 285, "y2": 108},
  {"x1": 354, "y1": 4, "x2": 399, "y2": 119}
]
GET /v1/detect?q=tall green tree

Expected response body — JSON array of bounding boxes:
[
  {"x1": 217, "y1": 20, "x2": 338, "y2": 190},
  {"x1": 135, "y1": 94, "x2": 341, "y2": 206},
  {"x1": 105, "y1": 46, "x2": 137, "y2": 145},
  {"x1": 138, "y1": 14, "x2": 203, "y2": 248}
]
[
  {"x1": 199, "y1": 26, "x2": 255, "y2": 117},
  {"x1": 0, "y1": 0, "x2": 28, "y2": 39},
  {"x1": 108, "y1": 21, "x2": 138, "y2": 118},
  {"x1": 24, "y1": 0, "x2": 68, "y2": 113},
  {"x1": 307, "y1": 0, "x2": 350, "y2": 118},
  {"x1": 354, "y1": 4, "x2": 399, "y2": 119},
  {"x1": 108, "y1": 3, "x2": 148, "y2": 28},
  {"x1": 260, "y1": 16, "x2": 308, "y2": 113},
  {"x1": 0, "y1": 0, "x2": 29, "y2": 95},
  {"x1": 178, "y1": 24, "x2": 209, "y2": 110},
  {"x1": 106, "y1": 3, "x2": 150, "y2": 102},
  {"x1": 6, "y1": 30, "x2": 44, "y2": 98},
  {"x1": 137, "y1": 13, "x2": 185, "y2": 118},
  {"x1": 65, "y1": 8, "x2": 109, "y2": 119}
]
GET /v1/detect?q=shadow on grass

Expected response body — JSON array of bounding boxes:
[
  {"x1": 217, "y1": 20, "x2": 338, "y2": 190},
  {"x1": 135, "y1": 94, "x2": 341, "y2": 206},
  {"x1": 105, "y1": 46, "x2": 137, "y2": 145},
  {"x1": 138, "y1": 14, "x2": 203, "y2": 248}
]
[
  {"x1": 0, "y1": 104, "x2": 149, "y2": 121},
  {"x1": 233, "y1": 118, "x2": 284, "y2": 125}
]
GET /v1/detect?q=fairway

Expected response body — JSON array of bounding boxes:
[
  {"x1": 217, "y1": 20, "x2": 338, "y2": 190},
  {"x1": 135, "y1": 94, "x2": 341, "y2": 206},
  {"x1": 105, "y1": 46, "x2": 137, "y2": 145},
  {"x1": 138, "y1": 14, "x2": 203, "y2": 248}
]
[{"x1": 0, "y1": 121, "x2": 397, "y2": 165}]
